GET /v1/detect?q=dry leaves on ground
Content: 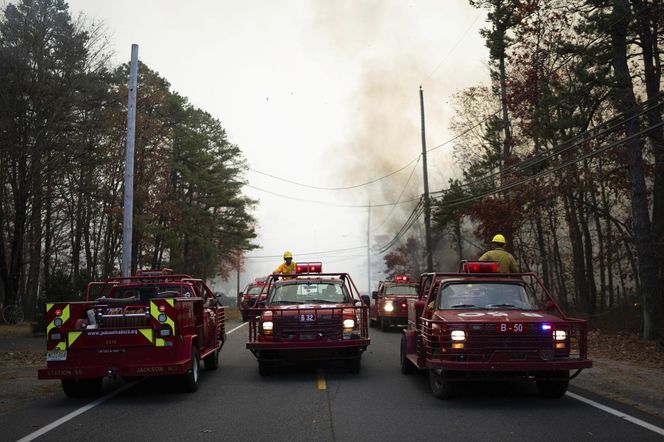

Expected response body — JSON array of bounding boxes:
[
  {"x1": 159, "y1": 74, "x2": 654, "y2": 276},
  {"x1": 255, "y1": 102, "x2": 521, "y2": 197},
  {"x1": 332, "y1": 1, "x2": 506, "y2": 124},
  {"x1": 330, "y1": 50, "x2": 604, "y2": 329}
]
[{"x1": 587, "y1": 329, "x2": 664, "y2": 369}]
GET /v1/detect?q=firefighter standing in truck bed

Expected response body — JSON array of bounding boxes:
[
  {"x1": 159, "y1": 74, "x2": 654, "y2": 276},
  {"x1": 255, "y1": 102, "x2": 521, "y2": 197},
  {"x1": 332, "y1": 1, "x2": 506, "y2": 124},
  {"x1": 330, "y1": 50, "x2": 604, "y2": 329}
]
[
  {"x1": 273, "y1": 251, "x2": 297, "y2": 276},
  {"x1": 478, "y1": 234, "x2": 519, "y2": 273}
]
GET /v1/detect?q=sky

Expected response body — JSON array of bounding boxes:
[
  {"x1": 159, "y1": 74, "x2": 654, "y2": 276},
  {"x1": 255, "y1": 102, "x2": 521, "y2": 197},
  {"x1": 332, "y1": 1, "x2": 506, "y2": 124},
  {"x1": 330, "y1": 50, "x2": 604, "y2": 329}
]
[{"x1": 65, "y1": 0, "x2": 490, "y2": 295}]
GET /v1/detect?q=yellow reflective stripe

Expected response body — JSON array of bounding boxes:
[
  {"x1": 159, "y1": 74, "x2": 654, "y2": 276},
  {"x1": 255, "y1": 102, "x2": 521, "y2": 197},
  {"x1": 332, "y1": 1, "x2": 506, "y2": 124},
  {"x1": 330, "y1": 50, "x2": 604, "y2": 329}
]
[
  {"x1": 139, "y1": 328, "x2": 154, "y2": 343},
  {"x1": 156, "y1": 338, "x2": 166, "y2": 347},
  {"x1": 68, "y1": 331, "x2": 82, "y2": 347},
  {"x1": 46, "y1": 303, "x2": 54, "y2": 313},
  {"x1": 150, "y1": 301, "x2": 175, "y2": 336},
  {"x1": 46, "y1": 304, "x2": 70, "y2": 334},
  {"x1": 55, "y1": 341, "x2": 66, "y2": 350}
]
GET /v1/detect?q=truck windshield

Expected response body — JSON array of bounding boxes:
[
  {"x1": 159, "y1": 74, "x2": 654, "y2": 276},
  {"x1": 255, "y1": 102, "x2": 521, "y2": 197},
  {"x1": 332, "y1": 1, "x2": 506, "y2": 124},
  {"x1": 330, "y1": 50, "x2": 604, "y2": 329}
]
[
  {"x1": 269, "y1": 282, "x2": 349, "y2": 305},
  {"x1": 385, "y1": 285, "x2": 418, "y2": 296},
  {"x1": 438, "y1": 282, "x2": 538, "y2": 310},
  {"x1": 247, "y1": 286, "x2": 263, "y2": 295}
]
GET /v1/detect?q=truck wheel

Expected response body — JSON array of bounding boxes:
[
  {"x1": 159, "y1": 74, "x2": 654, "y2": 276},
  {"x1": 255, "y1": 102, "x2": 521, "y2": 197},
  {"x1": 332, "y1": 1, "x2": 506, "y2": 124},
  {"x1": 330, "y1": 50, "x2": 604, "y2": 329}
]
[
  {"x1": 346, "y1": 357, "x2": 361, "y2": 374},
  {"x1": 380, "y1": 317, "x2": 389, "y2": 332},
  {"x1": 400, "y1": 334, "x2": 414, "y2": 374},
  {"x1": 182, "y1": 347, "x2": 200, "y2": 392},
  {"x1": 203, "y1": 347, "x2": 220, "y2": 371},
  {"x1": 61, "y1": 378, "x2": 102, "y2": 398},
  {"x1": 429, "y1": 370, "x2": 456, "y2": 399},
  {"x1": 258, "y1": 360, "x2": 273, "y2": 376},
  {"x1": 537, "y1": 370, "x2": 569, "y2": 398},
  {"x1": 241, "y1": 311, "x2": 249, "y2": 322}
]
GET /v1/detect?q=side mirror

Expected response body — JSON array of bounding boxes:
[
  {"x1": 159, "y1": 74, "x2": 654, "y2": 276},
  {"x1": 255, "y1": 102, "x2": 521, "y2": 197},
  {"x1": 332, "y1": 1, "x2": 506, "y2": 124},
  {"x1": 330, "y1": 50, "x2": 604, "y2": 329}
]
[
  {"x1": 361, "y1": 294, "x2": 371, "y2": 306},
  {"x1": 371, "y1": 291, "x2": 378, "y2": 299}
]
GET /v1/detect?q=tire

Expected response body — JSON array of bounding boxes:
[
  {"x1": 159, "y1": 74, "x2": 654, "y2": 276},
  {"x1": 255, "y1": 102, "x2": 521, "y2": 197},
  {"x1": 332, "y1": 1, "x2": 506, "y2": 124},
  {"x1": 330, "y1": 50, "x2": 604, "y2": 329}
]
[
  {"x1": 182, "y1": 347, "x2": 200, "y2": 392},
  {"x1": 346, "y1": 357, "x2": 361, "y2": 374},
  {"x1": 400, "y1": 334, "x2": 415, "y2": 374},
  {"x1": 203, "y1": 347, "x2": 220, "y2": 371},
  {"x1": 258, "y1": 359, "x2": 273, "y2": 376},
  {"x1": 380, "y1": 316, "x2": 389, "y2": 332},
  {"x1": 241, "y1": 311, "x2": 249, "y2": 322},
  {"x1": 537, "y1": 370, "x2": 569, "y2": 398},
  {"x1": 61, "y1": 378, "x2": 102, "y2": 398},
  {"x1": 429, "y1": 369, "x2": 456, "y2": 399}
]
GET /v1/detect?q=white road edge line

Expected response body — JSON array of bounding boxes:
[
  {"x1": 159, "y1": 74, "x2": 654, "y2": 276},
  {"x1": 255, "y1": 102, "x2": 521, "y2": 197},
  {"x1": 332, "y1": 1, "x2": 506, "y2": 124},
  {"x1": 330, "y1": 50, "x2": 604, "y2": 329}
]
[
  {"x1": 17, "y1": 320, "x2": 248, "y2": 442},
  {"x1": 567, "y1": 391, "x2": 664, "y2": 436}
]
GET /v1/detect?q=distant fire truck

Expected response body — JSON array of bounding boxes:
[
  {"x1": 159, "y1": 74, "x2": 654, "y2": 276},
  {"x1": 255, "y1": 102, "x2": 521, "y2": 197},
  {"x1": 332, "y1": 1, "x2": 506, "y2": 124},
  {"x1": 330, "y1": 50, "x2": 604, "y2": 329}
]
[
  {"x1": 238, "y1": 277, "x2": 268, "y2": 322},
  {"x1": 246, "y1": 262, "x2": 371, "y2": 375},
  {"x1": 370, "y1": 275, "x2": 418, "y2": 331},
  {"x1": 38, "y1": 269, "x2": 226, "y2": 397},
  {"x1": 400, "y1": 262, "x2": 592, "y2": 399}
]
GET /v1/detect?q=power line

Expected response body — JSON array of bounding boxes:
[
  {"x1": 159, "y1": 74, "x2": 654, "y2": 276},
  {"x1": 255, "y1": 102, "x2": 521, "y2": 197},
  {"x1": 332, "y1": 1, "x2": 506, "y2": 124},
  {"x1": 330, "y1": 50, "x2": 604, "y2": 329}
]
[
  {"x1": 248, "y1": 156, "x2": 420, "y2": 191},
  {"x1": 433, "y1": 119, "x2": 664, "y2": 208},
  {"x1": 244, "y1": 183, "x2": 421, "y2": 208},
  {"x1": 371, "y1": 156, "x2": 421, "y2": 233},
  {"x1": 430, "y1": 94, "x2": 664, "y2": 198},
  {"x1": 245, "y1": 246, "x2": 366, "y2": 260}
]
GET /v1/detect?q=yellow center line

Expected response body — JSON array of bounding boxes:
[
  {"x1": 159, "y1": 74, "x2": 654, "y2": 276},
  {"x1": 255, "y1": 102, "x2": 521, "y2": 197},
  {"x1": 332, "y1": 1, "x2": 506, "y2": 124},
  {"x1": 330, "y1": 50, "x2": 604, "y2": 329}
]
[{"x1": 317, "y1": 368, "x2": 327, "y2": 390}]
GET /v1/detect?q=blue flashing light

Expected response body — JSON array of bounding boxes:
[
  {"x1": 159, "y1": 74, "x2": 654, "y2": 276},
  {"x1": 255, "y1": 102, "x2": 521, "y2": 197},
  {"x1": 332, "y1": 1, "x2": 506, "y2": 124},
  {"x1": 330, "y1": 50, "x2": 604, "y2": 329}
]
[{"x1": 541, "y1": 324, "x2": 552, "y2": 331}]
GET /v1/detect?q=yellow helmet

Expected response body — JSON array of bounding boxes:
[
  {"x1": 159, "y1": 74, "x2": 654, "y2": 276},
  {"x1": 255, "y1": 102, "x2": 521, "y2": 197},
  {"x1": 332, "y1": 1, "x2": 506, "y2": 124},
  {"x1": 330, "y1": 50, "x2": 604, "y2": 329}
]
[
  {"x1": 283, "y1": 251, "x2": 293, "y2": 259},
  {"x1": 491, "y1": 234, "x2": 506, "y2": 244}
]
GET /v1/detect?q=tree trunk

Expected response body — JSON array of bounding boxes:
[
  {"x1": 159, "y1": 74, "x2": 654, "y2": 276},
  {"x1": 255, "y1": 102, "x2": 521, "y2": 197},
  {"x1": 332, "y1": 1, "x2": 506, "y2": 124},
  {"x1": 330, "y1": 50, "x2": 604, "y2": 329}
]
[{"x1": 611, "y1": 0, "x2": 662, "y2": 339}]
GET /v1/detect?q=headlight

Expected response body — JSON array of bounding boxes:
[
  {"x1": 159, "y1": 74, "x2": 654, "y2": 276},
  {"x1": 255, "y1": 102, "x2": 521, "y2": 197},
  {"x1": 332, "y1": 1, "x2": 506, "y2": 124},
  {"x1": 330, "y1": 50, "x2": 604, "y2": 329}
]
[
  {"x1": 343, "y1": 319, "x2": 355, "y2": 329},
  {"x1": 262, "y1": 321, "x2": 273, "y2": 331},
  {"x1": 384, "y1": 302, "x2": 394, "y2": 312},
  {"x1": 554, "y1": 330, "x2": 567, "y2": 341},
  {"x1": 451, "y1": 330, "x2": 466, "y2": 341}
]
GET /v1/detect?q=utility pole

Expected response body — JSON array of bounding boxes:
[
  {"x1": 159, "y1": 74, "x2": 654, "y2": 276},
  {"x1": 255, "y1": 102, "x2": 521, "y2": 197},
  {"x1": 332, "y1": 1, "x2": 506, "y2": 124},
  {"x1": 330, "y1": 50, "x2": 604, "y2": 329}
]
[
  {"x1": 367, "y1": 202, "x2": 371, "y2": 294},
  {"x1": 122, "y1": 44, "x2": 139, "y2": 277},
  {"x1": 236, "y1": 252, "x2": 241, "y2": 306},
  {"x1": 420, "y1": 86, "x2": 434, "y2": 272}
]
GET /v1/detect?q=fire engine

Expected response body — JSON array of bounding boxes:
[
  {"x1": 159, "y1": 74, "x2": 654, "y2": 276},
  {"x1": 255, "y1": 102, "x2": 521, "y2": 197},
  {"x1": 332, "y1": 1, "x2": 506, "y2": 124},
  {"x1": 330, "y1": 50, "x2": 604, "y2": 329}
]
[
  {"x1": 369, "y1": 275, "x2": 419, "y2": 331},
  {"x1": 238, "y1": 277, "x2": 268, "y2": 322},
  {"x1": 400, "y1": 261, "x2": 592, "y2": 399},
  {"x1": 38, "y1": 269, "x2": 226, "y2": 397},
  {"x1": 246, "y1": 262, "x2": 371, "y2": 375}
]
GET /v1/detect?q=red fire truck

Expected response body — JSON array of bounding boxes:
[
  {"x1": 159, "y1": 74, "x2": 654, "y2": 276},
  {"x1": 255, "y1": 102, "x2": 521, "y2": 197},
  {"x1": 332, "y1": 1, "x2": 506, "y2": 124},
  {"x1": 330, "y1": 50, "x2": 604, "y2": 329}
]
[
  {"x1": 246, "y1": 262, "x2": 371, "y2": 375},
  {"x1": 370, "y1": 275, "x2": 419, "y2": 331},
  {"x1": 400, "y1": 261, "x2": 592, "y2": 399},
  {"x1": 38, "y1": 269, "x2": 226, "y2": 397},
  {"x1": 238, "y1": 277, "x2": 268, "y2": 322}
]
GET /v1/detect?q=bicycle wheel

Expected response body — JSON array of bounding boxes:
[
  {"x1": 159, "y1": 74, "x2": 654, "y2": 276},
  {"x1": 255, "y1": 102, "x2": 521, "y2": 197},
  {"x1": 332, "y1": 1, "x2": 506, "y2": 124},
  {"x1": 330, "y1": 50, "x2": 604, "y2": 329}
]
[{"x1": 2, "y1": 305, "x2": 24, "y2": 324}]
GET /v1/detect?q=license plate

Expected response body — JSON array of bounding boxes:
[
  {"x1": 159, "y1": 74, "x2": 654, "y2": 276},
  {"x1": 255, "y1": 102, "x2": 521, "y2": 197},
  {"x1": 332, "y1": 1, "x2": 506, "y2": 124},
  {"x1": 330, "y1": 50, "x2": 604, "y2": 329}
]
[
  {"x1": 47, "y1": 349, "x2": 67, "y2": 361},
  {"x1": 299, "y1": 333, "x2": 316, "y2": 340},
  {"x1": 496, "y1": 323, "x2": 526, "y2": 333},
  {"x1": 299, "y1": 314, "x2": 316, "y2": 322}
]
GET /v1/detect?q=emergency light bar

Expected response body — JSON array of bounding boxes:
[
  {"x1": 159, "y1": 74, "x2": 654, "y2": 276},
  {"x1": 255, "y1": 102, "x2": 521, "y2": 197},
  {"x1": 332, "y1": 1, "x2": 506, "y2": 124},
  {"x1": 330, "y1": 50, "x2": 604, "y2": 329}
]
[
  {"x1": 135, "y1": 268, "x2": 174, "y2": 276},
  {"x1": 254, "y1": 276, "x2": 267, "y2": 284},
  {"x1": 394, "y1": 275, "x2": 410, "y2": 282},
  {"x1": 296, "y1": 262, "x2": 323, "y2": 273},
  {"x1": 462, "y1": 261, "x2": 499, "y2": 273}
]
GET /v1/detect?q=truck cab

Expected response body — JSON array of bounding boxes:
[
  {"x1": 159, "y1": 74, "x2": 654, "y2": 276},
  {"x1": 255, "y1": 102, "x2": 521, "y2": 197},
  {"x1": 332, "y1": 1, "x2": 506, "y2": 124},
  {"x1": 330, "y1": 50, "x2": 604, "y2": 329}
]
[
  {"x1": 38, "y1": 269, "x2": 226, "y2": 397},
  {"x1": 238, "y1": 277, "x2": 267, "y2": 321},
  {"x1": 246, "y1": 262, "x2": 370, "y2": 375},
  {"x1": 400, "y1": 261, "x2": 592, "y2": 399},
  {"x1": 370, "y1": 275, "x2": 418, "y2": 331}
]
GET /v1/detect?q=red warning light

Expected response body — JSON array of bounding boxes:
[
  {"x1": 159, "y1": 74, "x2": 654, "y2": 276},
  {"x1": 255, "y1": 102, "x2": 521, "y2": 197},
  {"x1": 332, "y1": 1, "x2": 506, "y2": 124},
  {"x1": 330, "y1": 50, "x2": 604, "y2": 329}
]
[{"x1": 463, "y1": 261, "x2": 499, "y2": 273}]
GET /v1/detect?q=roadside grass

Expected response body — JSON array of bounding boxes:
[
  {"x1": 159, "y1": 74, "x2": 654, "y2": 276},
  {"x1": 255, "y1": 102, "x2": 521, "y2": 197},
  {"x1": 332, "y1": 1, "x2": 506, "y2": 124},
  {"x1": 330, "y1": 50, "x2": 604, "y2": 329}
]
[
  {"x1": 0, "y1": 323, "x2": 33, "y2": 338},
  {"x1": 224, "y1": 307, "x2": 241, "y2": 321}
]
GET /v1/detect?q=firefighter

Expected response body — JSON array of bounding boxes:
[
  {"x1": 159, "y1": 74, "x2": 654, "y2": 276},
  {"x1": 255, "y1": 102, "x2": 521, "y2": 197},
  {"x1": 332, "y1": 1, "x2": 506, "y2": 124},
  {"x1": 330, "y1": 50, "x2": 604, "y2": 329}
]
[
  {"x1": 273, "y1": 251, "x2": 297, "y2": 276},
  {"x1": 478, "y1": 234, "x2": 519, "y2": 273}
]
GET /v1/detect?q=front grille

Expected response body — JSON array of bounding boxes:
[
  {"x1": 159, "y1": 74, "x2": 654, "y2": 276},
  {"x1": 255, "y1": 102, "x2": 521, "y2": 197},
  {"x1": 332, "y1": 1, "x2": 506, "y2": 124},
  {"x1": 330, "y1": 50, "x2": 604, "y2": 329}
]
[{"x1": 274, "y1": 317, "x2": 342, "y2": 341}]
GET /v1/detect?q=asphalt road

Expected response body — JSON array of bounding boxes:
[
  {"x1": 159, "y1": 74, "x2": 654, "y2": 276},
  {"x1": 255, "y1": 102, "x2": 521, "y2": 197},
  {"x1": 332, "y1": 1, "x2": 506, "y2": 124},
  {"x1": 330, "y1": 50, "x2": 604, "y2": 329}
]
[{"x1": 2, "y1": 321, "x2": 664, "y2": 441}]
